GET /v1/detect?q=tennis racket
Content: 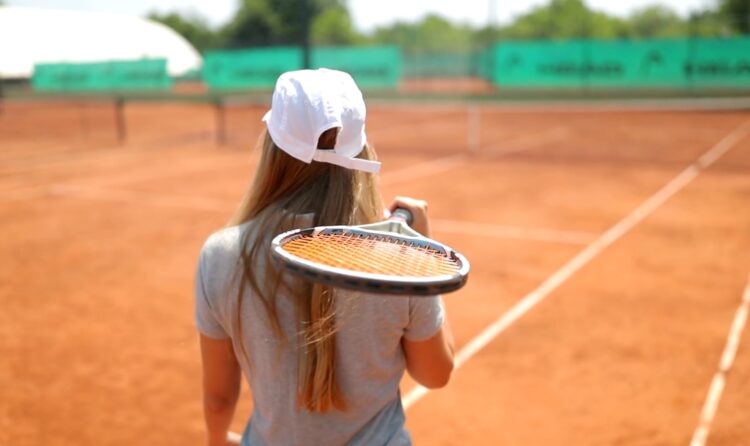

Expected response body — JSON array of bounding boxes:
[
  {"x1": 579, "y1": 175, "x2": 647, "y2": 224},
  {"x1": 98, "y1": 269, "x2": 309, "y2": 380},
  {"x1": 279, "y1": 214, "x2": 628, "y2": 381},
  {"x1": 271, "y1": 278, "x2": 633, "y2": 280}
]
[{"x1": 270, "y1": 209, "x2": 470, "y2": 295}]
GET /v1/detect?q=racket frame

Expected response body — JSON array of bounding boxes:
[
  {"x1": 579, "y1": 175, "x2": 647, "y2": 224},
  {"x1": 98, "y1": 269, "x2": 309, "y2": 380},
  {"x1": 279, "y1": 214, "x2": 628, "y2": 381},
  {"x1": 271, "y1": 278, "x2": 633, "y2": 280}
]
[{"x1": 271, "y1": 218, "x2": 469, "y2": 295}]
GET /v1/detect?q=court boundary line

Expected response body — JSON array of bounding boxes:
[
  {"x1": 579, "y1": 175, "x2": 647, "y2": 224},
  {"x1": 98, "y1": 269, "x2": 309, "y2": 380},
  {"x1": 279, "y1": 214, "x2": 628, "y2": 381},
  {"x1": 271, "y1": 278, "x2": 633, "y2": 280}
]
[
  {"x1": 381, "y1": 125, "x2": 571, "y2": 186},
  {"x1": 48, "y1": 184, "x2": 233, "y2": 213},
  {"x1": 43, "y1": 184, "x2": 595, "y2": 245},
  {"x1": 431, "y1": 219, "x2": 595, "y2": 245},
  {"x1": 380, "y1": 154, "x2": 468, "y2": 186},
  {"x1": 1, "y1": 118, "x2": 570, "y2": 201},
  {"x1": 402, "y1": 118, "x2": 750, "y2": 409},
  {"x1": 690, "y1": 275, "x2": 750, "y2": 446},
  {"x1": 481, "y1": 126, "x2": 569, "y2": 156},
  {"x1": 368, "y1": 97, "x2": 750, "y2": 113}
]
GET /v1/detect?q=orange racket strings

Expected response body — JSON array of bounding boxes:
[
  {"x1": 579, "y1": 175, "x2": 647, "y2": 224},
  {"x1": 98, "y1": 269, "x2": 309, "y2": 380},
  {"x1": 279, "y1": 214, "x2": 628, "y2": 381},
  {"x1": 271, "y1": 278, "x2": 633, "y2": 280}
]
[{"x1": 282, "y1": 233, "x2": 460, "y2": 277}]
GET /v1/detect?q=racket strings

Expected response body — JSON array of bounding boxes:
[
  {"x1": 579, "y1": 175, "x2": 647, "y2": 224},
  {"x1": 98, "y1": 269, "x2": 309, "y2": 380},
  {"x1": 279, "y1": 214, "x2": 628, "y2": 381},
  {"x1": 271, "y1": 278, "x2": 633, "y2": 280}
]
[{"x1": 282, "y1": 232, "x2": 460, "y2": 277}]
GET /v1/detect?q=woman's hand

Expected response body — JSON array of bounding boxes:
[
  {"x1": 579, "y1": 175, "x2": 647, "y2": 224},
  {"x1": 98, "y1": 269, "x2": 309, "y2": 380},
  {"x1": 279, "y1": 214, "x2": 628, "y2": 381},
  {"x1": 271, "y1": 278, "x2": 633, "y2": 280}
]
[{"x1": 388, "y1": 196, "x2": 430, "y2": 236}]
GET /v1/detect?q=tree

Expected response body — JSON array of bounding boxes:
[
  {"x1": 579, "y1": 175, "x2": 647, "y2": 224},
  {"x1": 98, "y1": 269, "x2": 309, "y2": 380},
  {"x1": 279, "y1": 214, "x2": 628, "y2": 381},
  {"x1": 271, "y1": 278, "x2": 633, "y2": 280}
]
[
  {"x1": 311, "y1": 7, "x2": 365, "y2": 45},
  {"x1": 686, "y1": 9, "x2": 729, "y2": 37},
  {"x1": 373, "y1": 15, "x2": 474, "y2": 54},
  {"x1": 222, "y1": 0, "x2": 346, "y2": 48},
  {"x1": 719, "y1": 0, "x2": 750, "y2": 33},
  {"x1": 148, "y1": 11, "x2": 221, "y2": 52},
  {"x1": 627, "y1": 5, "x2": 687, "y2": 38},
  {"x1": 498, "y1": 0, "x2": 627, "y2": 40}
]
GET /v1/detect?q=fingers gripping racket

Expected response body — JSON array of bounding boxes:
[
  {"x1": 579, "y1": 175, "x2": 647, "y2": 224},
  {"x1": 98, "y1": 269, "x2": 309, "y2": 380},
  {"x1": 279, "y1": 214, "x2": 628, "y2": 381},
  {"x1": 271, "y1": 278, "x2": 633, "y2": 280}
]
[{"x1": 271, "y1": 209, "x2": 470, "y2": 295}]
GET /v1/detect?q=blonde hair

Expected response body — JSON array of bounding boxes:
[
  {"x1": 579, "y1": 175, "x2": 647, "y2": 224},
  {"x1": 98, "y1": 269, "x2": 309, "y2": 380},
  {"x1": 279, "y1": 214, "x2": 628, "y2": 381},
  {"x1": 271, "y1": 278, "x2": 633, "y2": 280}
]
[{"x1": 228, "y1": 128, "x2": 383, "y2": 412}]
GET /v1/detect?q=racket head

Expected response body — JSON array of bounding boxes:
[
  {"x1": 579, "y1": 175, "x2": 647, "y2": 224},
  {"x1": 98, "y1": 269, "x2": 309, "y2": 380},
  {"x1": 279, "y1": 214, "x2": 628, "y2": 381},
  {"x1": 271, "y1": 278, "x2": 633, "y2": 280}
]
[{"x1": 271, "y1": 226, "x2": 469, "y2": 296}]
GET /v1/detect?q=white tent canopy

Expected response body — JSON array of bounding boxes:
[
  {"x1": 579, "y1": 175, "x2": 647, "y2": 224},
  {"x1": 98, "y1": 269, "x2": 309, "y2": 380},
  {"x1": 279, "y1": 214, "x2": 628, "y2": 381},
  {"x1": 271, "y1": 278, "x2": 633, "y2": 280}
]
[{"x1": 0, "y1": 6, "x2": 202, "y2": 79}]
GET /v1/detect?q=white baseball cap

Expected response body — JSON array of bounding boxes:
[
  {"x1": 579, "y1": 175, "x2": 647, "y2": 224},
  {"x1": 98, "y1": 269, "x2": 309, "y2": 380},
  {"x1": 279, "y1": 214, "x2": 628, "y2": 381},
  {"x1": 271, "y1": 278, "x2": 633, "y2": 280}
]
[{"x1": 262, "y1": 68, "x2": 381, "y2": 173}]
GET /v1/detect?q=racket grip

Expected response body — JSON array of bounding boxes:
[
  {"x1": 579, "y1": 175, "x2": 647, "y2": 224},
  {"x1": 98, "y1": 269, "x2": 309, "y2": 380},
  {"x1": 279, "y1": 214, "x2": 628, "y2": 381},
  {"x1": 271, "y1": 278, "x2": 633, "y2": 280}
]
[{"x1": 390, "y1": 208, "x2": 414, "y2": 225}]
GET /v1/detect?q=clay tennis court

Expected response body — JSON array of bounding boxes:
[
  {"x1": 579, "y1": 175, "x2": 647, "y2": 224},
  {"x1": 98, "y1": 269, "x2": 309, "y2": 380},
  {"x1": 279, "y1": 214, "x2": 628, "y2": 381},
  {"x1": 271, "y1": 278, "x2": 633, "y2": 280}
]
[{"x1": 2, "y1": 97, "x2": 750, "y2": 445}]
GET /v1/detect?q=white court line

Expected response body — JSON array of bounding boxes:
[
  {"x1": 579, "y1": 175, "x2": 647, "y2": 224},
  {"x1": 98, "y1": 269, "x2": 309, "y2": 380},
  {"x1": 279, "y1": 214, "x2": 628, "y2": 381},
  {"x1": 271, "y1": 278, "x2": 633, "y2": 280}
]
[
  {"x1": 1, "y1": 152, "x2": 462, "y2": 202},
  {"x1": 49, "y1": 185, "x2": 234, "y2": 213},
  {"x1": 690, "y1": 276, "x2": 750, "y2": 446},
  {"x1": 48, "y1": 185, "x2": 591, "y2": 245},
  {"x1": 369, "y1": 97, "x2": 750, "y2": 114},
  {"x1": 381, "y1": 125, "x2": 570, "y2": 187},
  {"x1": 482, "y1": 126, "x2": 569, "y2": 155},
  {"x1": 2, "y1": 114, "x2": 566, "y2": 200},
  {"x1": 431, "y1": 219, "x2": 595, "y2": 245},
  {"x1": 380, "y1": 154, "x2": 468, "y2": 186},
  {"x1": 402, "y1": 119, "x2": 750, "y2": 410}
]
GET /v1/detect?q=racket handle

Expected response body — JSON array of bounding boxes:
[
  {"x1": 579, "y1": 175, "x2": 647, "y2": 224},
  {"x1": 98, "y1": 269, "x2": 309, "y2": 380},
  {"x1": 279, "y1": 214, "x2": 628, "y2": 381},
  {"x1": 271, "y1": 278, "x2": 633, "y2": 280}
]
[{"x1": 390, "y1": 208, "x2": 414, "y2": 226}]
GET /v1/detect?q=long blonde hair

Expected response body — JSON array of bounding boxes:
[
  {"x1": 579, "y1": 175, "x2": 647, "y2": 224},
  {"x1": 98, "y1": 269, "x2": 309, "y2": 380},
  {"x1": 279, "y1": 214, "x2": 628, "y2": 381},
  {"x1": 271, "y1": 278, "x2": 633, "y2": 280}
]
[{"x1": 228, "y1": 128, "x2": 383, "y2": 412}]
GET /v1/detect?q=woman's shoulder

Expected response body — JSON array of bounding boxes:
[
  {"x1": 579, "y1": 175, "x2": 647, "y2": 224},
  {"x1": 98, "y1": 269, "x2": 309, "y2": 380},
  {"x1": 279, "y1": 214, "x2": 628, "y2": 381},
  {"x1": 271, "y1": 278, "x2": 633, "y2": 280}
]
[{"x1": 199, "y1": 221, "x2": 255, "y2": 266}]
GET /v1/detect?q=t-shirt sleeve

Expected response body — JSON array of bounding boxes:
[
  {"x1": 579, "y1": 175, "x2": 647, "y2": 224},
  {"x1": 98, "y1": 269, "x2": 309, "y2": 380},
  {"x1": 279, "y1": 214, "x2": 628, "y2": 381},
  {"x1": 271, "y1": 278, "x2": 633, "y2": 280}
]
[
  {"x1": 403, "y1": 295, "x2": 445, "y2": 341},
  {"x1": 194, "y1": 243, "x2": 229, "y2": 339}
]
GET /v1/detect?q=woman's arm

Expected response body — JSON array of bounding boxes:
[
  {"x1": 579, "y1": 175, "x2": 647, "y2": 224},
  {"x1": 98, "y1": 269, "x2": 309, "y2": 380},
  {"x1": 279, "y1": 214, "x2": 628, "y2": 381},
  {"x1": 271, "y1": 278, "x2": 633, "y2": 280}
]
[
  {"x1": 389, "y1": 196, "x2": 455, "y2": 387},
  {"x1": 402, "y1": 319, "x2": 455, "y2": 388},
  {"x1": 200, "y1": 334, "x2": 242, "y2": 446}
]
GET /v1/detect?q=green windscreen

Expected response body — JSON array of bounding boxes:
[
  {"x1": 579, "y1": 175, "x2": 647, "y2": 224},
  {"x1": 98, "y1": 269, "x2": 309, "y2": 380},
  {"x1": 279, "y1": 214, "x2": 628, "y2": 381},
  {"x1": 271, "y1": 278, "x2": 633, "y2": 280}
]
[
  {"x1": 402, "y1": 53, "x2": 479, "y2": 78},
  {"x1": 312, "y1": 46, "x2": 400, "y2": 88},
  {"x1": 32, "y1": 59, "x2": 171, "y2": 92},
  {"x1": 203, "y1": 46, "x2": 400, "y2": 90},
  {"x1": 202, "y1": 47, "x2": 302, "y2": 90},
  {"x1": 586, "y1": 40, "x2": 689, "y2": 88},
  {"x1": 688, "y1": 37, "x2": 750, "y2": 87},
  {"x1": 494, "y1": 40, "x2": 586, "y2": 88},
  {"x1": 492, "y1": 37, "x2": 750, "y2": 90}
]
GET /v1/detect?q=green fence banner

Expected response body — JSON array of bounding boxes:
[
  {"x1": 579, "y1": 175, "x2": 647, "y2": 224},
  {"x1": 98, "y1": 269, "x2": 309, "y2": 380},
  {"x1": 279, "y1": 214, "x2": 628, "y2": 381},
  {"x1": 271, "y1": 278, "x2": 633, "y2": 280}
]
[
  {"x1": 312, "y1": 46, "x2": 400, "y2": 88},
  {"x1": 203, "y1": 46, "x2": 400, "y2": 90},
  {"x1": 202, "y1": 47, "x2": 302, "y2": 90},
  {"x1": 689, "y1": 37, "x2": 750, "y2": 87},
  {"x1": 494, "y1": 40, "x2": 587, "y2": 88},
  {"x1": 402, "y1": 53, "x2": 479, "y2": 78},
  {"x1": 586, "y1": 40, "x2": 689, "y2": 88},
  {"x1": 32, "y1": 59, "x2": 171, "y2": 92},
  {"x1": 492, "y1": 37, "x2": 750, "y2": 89},
  {"x1": 477, "y1": 48, "x2": 495, "y2": 81}
]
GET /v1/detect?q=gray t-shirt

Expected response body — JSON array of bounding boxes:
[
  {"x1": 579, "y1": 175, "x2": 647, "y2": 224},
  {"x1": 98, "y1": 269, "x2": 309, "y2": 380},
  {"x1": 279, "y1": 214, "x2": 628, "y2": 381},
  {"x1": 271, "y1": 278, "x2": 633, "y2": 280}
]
[{"x1": 194, "y1": 221, "x2": 445, "y2": 446}]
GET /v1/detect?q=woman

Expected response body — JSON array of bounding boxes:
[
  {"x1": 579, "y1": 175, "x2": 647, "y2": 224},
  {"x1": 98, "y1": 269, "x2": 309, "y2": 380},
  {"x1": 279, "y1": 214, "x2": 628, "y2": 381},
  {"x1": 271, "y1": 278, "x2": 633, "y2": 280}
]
[{"x1": 195, "y1": 68, "x2": 454, "y2": 446}]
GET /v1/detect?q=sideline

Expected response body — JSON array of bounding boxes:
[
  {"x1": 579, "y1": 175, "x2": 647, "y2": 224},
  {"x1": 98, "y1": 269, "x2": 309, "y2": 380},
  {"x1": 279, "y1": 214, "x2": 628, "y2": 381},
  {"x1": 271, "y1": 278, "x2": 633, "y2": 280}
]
[
  {"x1": 690, "y1": 276, "x2": 750, "y2": 446},
  {"x1": 402, "y1": 119, "x2": 750, "y2": 409}
]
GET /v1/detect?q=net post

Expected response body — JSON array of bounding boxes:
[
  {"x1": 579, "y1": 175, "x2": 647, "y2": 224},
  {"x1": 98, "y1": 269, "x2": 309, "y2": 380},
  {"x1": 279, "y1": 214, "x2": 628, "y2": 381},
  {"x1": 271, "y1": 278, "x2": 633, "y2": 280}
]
[
  {"x1": 467, "y1": 104, "x2": 480, "y2": 154},
  {"x1": 0, "y1": 76, "x2": 4, "y2": 117},
  {"x1": 115, "y1": 96, "x2": 126, "y2": 145},
  {"x1": 79, "y1": 99, "x2": 89, "y2": 140},
  {"x1": 214, "y1": 96, "x2": 226, "y2": 146}
]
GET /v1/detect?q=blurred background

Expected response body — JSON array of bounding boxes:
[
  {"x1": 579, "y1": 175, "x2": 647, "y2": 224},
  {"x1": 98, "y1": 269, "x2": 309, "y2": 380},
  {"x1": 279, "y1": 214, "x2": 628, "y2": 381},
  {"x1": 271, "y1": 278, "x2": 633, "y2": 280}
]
[
  {"x1": 2, "y1": 0, "x2": 749, "y2": 145},
  {"x1": 1, "y1": 0, "x2": 749, "y2": 100}
]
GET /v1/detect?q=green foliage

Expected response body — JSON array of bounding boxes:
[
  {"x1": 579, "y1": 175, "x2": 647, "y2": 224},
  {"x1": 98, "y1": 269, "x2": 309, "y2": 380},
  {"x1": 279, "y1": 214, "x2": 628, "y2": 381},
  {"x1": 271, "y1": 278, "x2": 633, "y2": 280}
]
[
  {"x1": 626, "y1": 5, "x2": 687, "y2": 38},
  {"x1": 148, "y1": 12, "x2": 222, "y2": 52},
  {"x1": 497, "y1": 0, "x2": 627, "y2": 39},
  {"x1": 146, "y1": 0, "x2": 747, "y2": 56},
  {"x1": 373, "y1": 15, "x2": 474, "y2": 55},
  {"x1": 222, "y1": 0, "x2": 352, "y2": 47},
  {"x1": 311, "y1": 6, "x2": 365, "y2": 45},
  {"x1": 147, "y1": 11, "x2": 222, "y2": 52},
  {"x1": 719, "y1": 0, "x2": 750, "y2": 33},
  {"x1": 686, "y1": 9, "x2": 730, "y2": 37}
]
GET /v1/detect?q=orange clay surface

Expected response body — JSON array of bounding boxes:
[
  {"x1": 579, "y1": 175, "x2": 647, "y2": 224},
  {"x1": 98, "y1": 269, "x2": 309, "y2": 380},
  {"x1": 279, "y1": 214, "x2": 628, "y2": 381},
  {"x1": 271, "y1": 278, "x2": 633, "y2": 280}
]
[{"x1": 2, "y1": 97, "x2": 750, "y2": 446}]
